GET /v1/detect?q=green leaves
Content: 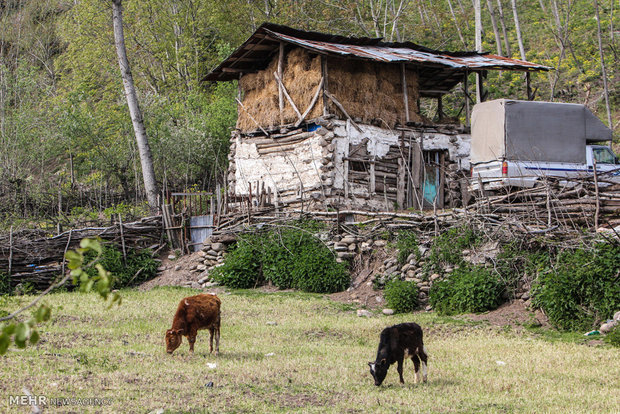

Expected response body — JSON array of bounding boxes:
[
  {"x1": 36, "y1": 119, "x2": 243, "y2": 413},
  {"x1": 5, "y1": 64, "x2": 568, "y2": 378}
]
[
  {"x1": 430, "y1": 265, "x2": 504, "y2": 315},
  {"x1": 384, "y1": 280, "x2": 419, "y2": 314},
  {"x1": 532, "y1": 242, "x2": 620, "y2": 331},
  {"x1": 212, "y1": 223, "x2": 349, "y2": 293}
]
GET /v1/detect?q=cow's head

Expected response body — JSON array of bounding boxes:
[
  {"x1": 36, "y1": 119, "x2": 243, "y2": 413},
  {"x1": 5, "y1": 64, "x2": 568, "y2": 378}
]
[
  {"x1": 165, "y1": 329, "x2": 183, "y2": 354},
  {"x1": 368, "y1": 358, "x2": 388, "y2": 386}
]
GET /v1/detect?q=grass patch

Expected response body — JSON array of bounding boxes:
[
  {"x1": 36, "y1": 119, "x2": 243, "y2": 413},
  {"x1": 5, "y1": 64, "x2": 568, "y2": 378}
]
[{"x1": 0, "y1": 288, "x2": 618, "y2": 413}]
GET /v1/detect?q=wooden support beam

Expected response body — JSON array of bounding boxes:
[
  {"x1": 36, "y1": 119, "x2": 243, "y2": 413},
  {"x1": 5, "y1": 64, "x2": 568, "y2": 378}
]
[
  {"x1": 295, "y1": 77, "x2": 324, "y2": 128},
  {"x1": 369, "y1": 161, "x2": 376, "y2": 194},
  {"x1": 401, "y1": 63, "x2": 410, "y2": 123},
  {"x1": 324, "y1": 91, "x2": 362, "y2": 132},
  {"x1": 273, "y1": 71, "x2": 302, "y2": 121},
  {"x1": 397, "y1": 157, "x2": 406, "y2": 209},
  {"x1": 464, "y1": 72, "x2": 470, "y2": 127},
  {"x1": 321, "y1": 56, "x2": 329, "y2": 117},
  {"x1": 222, "y1": 67, "x2": 246, "y2": 73},
  {"x1": 278, "y1": 42, "x2": 284, "y2": 125}
]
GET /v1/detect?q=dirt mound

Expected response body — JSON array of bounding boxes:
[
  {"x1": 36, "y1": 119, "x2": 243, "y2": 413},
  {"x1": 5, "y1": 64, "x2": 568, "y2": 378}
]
[
  {"x1": 465, "y1": 300, "x2": 550, "y2": 329},
  {"x1": 139, "y1": 251, "x2": 206, "y2": 290},
  {"x1": 329, "y1": 250, "x2": 388, "y2": 309}
]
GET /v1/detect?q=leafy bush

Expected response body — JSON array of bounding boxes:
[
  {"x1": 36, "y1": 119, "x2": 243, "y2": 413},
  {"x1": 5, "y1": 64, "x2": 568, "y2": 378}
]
[
  {"x1": 0, "y1": 272, "x2": 10, "y2": 295},
  {"x1": 210, "y1": 236, "x2": 263, "y2": 289},
  {"x1": 384, "y1": 280, "x2": 419, "y2": 313},
  {"x1": 212, "y1": 223, "x2": 349, "y2": 293},
  {"x1": 84, "y1": 245, "x2": 158, "y2": 288},
  {"x1": 424, "y1": 225, "x2": 481, "y2": 275},
  {"x1": 396, "y1": 231, "x2": 420, "y2": 265},
  {"x1": 604, "y1": 326, "x2": 620, "y2": 348},
  {"x1": 532, "y1": 242, "x2": 620, "y2": 331},
  {"x1": 429, "y1": 265, "x2": 504, "y2": 315}
]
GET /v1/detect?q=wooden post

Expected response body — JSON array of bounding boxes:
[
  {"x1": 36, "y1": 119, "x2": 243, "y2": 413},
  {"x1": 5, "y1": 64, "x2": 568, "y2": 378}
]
[
  {"x1": 397, "y1": 157, "x2": 406, "y2": 209},
  {"x1": 526, "y1": 72, "x2": 533, "y2": 100},
  {"x1": 593, "y1": 159, "x2": 600, "y2": 229},
  {"x1": 464, "y1": 72, "x2": 470, "y2": 127},
  {"x1": 278, "y1": 42, "x2": 285, "y2": 125},
  {"x1": 118, "y1": 214, "x2": 127, "y2": 263},
  {"x1": 369, "y1": 160, "x2": 376, "y2": 194},
  {"x1": 437, "y1": 95, "x2": 444, "y2": 120},
  {"x1": 321, "y1": 56, "x2": 329, "y2": 117},
  {"x1": 8, "y1": 226, "x2": 13, "y2": 277},
  {"x1": 401, "y1": 63, "x2": 410, "y2": 123},
  {"x1": 344, "y1": 120, "x2": 350, "y2": 199}
]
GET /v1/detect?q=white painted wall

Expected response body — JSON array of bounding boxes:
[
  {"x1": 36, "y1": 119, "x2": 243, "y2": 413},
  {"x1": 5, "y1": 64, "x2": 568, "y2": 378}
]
[{"x1": 234, "y1": 133, "x2": 325, "y2": 200}]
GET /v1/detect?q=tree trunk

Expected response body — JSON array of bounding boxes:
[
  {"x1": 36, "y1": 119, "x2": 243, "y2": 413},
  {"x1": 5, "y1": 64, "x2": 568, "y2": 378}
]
[
  {"x1": 511, "y1": 0, "x2": 526, "y2": 60},
  {"x1": 594, "y1": 0, "x2": 612, "y2": 129},
  {"x1": 495, "y1": 0, "x2": 511, "y2": 56},
  {"x1": 475, "y1": 0, "x2": 483, "y2": 103},
  {"x1": 448, "y1": 0, "x2": 468, "y2": 48},
  {"x1": 486, "y1": 0, "x2": 503, "y2": 56},
  {"x1": 511, "y1": 0, "x2": 531, "y2": 100},
  {"x1": 111, "y1": 0, "x2": 159, "y2": 212}
]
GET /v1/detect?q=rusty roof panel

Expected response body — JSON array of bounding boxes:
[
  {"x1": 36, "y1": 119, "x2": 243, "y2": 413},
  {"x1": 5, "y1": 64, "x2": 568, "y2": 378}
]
[
  {"x1": 205, "y1": 23, "x2": 550, "y2": 82},
  {"x1": 265, "y1": 29, "x2": 548, "y2": 70}
]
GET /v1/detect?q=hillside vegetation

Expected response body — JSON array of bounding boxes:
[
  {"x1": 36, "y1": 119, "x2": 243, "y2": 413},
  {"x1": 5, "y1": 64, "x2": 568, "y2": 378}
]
[{"x1": 0, "y1": 0, "x2": 618, "y2": 226}]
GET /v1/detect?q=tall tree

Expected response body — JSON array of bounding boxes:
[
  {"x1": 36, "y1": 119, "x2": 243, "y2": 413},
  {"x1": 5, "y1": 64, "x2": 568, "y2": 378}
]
[
  {"x1": 111, "y1": 0, "x2": 158, "y2": 212},
  {"x1": 486, "y1": 0, "x2": 503, "y2": 56},
  {"x1": 495, "y1": 0, "x2": 511, "y2": 56},
  {"x1": 594, "y1": 0, "x2": 612, "y2": 129}
]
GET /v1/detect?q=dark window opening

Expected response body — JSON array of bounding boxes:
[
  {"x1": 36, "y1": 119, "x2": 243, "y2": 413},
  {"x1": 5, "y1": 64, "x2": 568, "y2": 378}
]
[{"x1": 350, "y1": 160, "x2": 369, "y2": 172}]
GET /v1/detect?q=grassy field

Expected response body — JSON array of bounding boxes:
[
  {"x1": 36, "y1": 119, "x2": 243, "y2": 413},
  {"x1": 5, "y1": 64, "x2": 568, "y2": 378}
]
[{"x1": 1, "y1": 287, "x2": 619, "y2": 413}]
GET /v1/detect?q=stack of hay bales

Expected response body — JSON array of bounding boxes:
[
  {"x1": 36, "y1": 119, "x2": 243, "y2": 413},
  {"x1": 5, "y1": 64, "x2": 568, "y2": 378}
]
[
  {"x1": 237, "y1": 47, "x2": 424, "y2": 133},
  {"x1": 327, "y1": 57, "x2": 423, "y2": 127},
  {"x1": 237, "y1": 48, "x2": 323, "y2": 132}
]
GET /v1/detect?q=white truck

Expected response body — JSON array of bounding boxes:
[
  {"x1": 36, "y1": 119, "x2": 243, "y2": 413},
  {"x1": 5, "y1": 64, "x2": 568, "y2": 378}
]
[{"x1": 469, "y1": 99, "x2": 619, "y2": 192}]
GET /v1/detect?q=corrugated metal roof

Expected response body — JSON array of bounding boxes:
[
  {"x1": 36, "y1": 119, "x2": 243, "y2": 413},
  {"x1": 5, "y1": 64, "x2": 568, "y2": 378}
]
[
  {"x1": 264, "y1": 29, "x2": 548, "y2": 71},
  {"x1": 205, "y1": 23, "x2": 550, "y2": 85}
]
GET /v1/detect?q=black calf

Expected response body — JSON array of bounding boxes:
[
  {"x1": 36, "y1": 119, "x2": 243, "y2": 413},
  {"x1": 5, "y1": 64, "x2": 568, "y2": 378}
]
[{"x1": 368, "y1": 322, "x2": 428, "y2": 386}]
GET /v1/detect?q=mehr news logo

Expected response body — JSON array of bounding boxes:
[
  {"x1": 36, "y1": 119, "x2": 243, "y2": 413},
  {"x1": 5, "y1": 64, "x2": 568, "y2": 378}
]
[{"x1": 9, "y1": 394, "x2": 112, "y2": 407}]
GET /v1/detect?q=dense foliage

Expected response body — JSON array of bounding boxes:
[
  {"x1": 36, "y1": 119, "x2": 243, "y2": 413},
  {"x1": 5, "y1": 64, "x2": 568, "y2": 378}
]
[
  {"x1": 604, "y1": 327, "x2": 620, "y2": 348},
  {"x1": 532, "y1": 242, "x2": 620, "y2": 331},
  {"x1": 429, "y1": 265, "x2": 504, "y2": 315},
  {"x1": 383, "y1": 280, "x2": 419, "y2": 313},
  {"x1": 424, "y1": 225, "x2": 481, "y2": 275},
  {"x1": 396, "y1": 231, "x2": 420, "y2": 265},
  {"x1": 212, "y1": 224, "x2": 350, "y2": 293},
  {"x1": 83, "y1": 245, "x2": 159, "y2": 288},
  {"x1": 0, "y1": 272, "x2": 10, "y2": 296},
  {"x1": 0, "y1": 0, "x2": 617, "y2": 226}
]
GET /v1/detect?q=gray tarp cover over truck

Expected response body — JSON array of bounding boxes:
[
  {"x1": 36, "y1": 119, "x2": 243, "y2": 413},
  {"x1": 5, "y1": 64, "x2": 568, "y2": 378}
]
[{"x1": 471, "y1": 99, "x2": 612, "y2": 164}]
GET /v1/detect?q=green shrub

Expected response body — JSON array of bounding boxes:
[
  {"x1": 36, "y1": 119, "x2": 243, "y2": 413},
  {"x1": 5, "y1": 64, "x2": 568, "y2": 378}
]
[
  {"x1": 424, "y1": 225, "x2": 481, "y2": 275},
  {"x1": 84, "y1": 245, "x2": 158, "y2": 288},
  {"x1": 384, "y1": 280, "x2": 419, "y2": 313},
  {"x1": 429, "y1": 265, "x2": 504, "y2": 315},
  {"x1": 396, "y1": 231, "x2": 420, "y2": 265},
  {"x1": 0, "y1": 272, "x2": 10, "y2": 295},
  {"x1": 211, "y1": 235, "x2": 263, "y2": 289},
  {"x1": 604, "y1": 326, "x2": 620, "y2": 348},
  {"x1": 532, "y1": 242, "x2": 620, "y2": 331},
  {"x1": 213, "y1": 223, "x2": 349, "y2": 293}
]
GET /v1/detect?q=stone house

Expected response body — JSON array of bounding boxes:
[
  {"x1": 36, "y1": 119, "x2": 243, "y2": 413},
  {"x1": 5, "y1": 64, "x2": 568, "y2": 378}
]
[{"x1": 205, "y1": 23, "x2": 548, "y2": 211}]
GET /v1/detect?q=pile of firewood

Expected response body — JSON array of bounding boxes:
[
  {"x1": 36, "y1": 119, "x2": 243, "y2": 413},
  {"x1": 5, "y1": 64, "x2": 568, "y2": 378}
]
[{"x1": 0, "y1": 216, "x2": 164, "y2": 290}]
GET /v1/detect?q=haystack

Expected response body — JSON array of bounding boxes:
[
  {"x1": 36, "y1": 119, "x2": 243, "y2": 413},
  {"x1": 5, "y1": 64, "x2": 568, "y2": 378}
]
[
  {"x1": 326, "y1": 57, "x2": 422, "y2": 126},
  {"x1": 237, "y1": 48, "x2": 323, "y2": 132},
  {"x1": 237, "y1": 47, "x2": 423, "y2": 132}
]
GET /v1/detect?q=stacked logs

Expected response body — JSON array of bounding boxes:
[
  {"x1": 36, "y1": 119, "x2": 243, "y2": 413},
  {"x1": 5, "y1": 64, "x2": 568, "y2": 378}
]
[{"x1": 0, "y1": 216, "x2": 164, "y2": 290}]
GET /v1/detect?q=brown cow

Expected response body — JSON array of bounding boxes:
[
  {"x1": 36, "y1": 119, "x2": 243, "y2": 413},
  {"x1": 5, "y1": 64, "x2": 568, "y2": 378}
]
[{"x1": 165, "y1": 293, "x2": 221, "y2": 355}]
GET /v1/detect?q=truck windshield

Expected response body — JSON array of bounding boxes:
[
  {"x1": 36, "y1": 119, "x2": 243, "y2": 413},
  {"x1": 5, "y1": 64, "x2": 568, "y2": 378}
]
[{"x1": 593, "y1": 147, "x2": 617, "y2": 164}]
